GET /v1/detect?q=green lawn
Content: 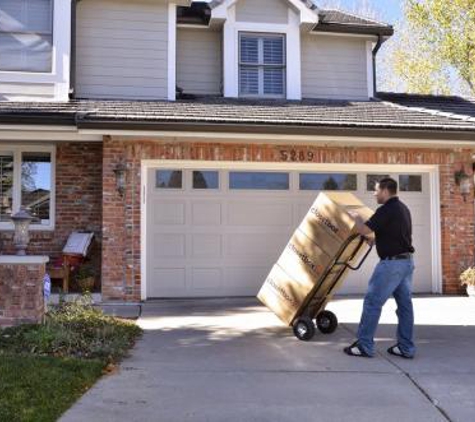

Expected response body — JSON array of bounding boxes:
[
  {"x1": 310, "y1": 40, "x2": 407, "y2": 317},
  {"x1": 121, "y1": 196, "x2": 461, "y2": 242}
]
[
  {"x1": 0, "y1": 295, "x2": 142, "y2": 422},
  {"x1": 0, "y1": 355, "x2": 104, "y2": 422}
]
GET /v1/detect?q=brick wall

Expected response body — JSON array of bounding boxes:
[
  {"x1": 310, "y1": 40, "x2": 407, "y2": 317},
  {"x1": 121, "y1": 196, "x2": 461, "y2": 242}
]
[
  {"x1": 1, "y1": 143, "x2": 103, "y2": 290},
  {"x1": 102, "y1": 137, "x2": 475, "y2": 301},
  {"x1": 0, "y1": 262, "x2": 46, "y2": 326}
]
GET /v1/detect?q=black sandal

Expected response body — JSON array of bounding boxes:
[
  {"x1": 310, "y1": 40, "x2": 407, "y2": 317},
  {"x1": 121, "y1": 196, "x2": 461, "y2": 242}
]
[
  {"x1": 344, "y1": 341, "x2": 371, "y2": 358},
  {"x1": 387, "y1": 345, "x2": 414, "y2": 359}
]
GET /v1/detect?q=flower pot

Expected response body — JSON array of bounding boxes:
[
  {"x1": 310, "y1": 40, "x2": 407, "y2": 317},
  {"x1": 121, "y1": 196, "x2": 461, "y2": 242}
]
[
  {"x1": 78, "y1": 276, "x2": 95, "y2": 292},
  {"x1": 466, "y1": 285, "x2": 475, "y2": 298}
]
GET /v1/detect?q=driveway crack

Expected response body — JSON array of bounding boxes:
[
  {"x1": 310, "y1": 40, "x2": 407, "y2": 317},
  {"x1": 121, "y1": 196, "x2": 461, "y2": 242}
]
[{"x1": 341, "y1": 324, "x2": 453, "y2": 422}]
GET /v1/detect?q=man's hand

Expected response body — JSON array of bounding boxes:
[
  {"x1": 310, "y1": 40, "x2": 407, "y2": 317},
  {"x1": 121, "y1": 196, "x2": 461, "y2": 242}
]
[{"x1": 348, "y1": 211, "x2": 373, "y2": 236}]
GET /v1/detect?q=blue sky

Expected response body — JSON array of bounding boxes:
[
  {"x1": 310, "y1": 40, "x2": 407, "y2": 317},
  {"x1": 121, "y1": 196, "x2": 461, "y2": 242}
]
[{"x1": 332, "y1": 0, "x2": 402, "y2": 23}]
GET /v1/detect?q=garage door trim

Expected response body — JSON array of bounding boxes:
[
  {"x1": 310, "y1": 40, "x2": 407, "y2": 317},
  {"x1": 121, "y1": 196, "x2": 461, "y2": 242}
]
[{"x1": 141, "y1": 160, "x2": 442, "y2": 300}]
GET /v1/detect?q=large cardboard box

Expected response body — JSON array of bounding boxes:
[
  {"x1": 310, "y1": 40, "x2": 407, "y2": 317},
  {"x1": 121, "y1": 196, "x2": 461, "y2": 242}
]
[{"x1": 257, "y1": 192, "x2": 374, "y2": 326}]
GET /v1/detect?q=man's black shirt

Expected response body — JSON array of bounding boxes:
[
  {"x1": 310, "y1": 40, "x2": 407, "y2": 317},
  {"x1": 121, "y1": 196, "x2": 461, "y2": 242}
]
[{"x1": 365, "y1": 196, "x2": 415, "y2": 260}]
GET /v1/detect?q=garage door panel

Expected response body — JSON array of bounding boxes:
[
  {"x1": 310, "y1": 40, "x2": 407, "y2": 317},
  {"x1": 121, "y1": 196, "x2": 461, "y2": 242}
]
[
  {"x1": 149, "y1": 268, "x2": 186, "y2": 297},
  {"x1": 192, "y1": 234, "x2": 222, "y2": 257},
  {"x1": 228, "y1": 233, "x2": 289, "y2": 257},
  {"x1": 227, "y1": 201, "x2": 293, "y2": 226},
  {"x1": 226, "y1": 267, "x2": 268, "y2": 294},
  {"x1": 191, "y1": 268, "x2": 222, "y2": 290},
  {"x1": 152, "y1": 234, "x2": 186, "y2": 258},
  {"x1": 153, "y1": 201, "x2": 186, "y2": 225},
  {"x1": 192, "y1": 202, "x2": 222, "y2": 225}
]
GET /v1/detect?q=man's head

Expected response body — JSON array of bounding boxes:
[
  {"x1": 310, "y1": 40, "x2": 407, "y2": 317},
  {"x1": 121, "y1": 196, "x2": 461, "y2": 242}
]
[{"x1": 374, "y1": 177, "x2": 398, "y2": 204}]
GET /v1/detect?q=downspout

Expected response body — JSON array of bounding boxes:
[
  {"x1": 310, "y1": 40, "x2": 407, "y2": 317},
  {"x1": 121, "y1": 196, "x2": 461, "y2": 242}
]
[
  {"x1": 372, "y1": 34, "x2": 384, "y2": 97},
  {"x1": 69, "y1": 0, "x2": 79, "y2": 99}
]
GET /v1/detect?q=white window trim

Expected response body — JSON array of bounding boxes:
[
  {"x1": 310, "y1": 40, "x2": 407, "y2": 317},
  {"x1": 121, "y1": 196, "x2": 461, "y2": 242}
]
[
  {"x1": 366, "y1": 40, "x2": 375, "y2": 98},
  {"x1": 0, "y1": 145, "x2": 56, "y2": 231},
  {"x1": 223, "y1": 6, "x2": 302, "y2": 100},
  {"x1": 0, "y1": 0, "x2": 71, "y2": 101}
]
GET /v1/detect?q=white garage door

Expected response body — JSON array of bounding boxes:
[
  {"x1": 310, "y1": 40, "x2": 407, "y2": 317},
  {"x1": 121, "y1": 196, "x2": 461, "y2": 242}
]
[{"x1": 145, "y1": 166, "x2": 434, "y2": 298}]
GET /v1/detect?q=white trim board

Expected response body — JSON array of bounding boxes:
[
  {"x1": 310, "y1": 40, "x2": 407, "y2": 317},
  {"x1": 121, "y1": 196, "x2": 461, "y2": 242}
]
[
  {"x1": 168, "y1": 3, "x2": 177, "y2": 101},
  {"x1": 85, "y1": 130, "x2": 475, "y2": 148},
  {"x1": 140, "y1": 160, "x2": 443, "y2": 300}
]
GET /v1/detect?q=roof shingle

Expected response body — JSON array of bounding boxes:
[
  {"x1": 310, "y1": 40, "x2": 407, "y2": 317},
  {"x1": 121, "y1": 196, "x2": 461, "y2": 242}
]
[{"x1": 1, "y1": 94, "x2": 475, "y2": 133}]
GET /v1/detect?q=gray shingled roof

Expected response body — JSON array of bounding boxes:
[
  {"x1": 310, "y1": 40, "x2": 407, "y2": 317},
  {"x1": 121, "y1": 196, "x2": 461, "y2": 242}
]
[
  {"x1": 1, "y1": 94, "x2": 475, "y2": 132},
  {"x1": 315, "y1": 9, "x2": 394, "y2": 36}
]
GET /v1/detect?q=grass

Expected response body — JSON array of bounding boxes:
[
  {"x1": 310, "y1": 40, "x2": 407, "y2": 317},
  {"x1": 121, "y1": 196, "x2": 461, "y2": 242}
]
[
  {"x1": 0, "y1": 355, "x2": 104, "y2": 422},
  {"x1": 0, "y1": 294, "x2": 142, "y2": 422}
]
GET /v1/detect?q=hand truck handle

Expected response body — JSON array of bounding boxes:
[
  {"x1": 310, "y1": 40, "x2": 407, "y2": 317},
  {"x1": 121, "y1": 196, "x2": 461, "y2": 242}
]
[{"x1": 345, "y1": 236, "x2": 373, "y2": 271}]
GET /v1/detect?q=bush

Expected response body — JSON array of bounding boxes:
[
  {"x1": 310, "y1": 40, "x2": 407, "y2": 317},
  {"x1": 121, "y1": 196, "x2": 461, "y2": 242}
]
[{"x1": 0, "y1": 294, "x2": 142, "y2": 364}]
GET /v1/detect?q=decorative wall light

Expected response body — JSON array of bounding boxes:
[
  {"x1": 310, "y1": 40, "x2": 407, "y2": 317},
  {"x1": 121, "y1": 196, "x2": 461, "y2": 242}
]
[
  {"x1": 113, "y1": 162, "x2": 127, "y2": 197},
  {"x1": 11, "y1": 207, "x2": 33, "y2": 256},
  {"x1": 454, "y1": 167, "x2": 471, "y2": 202}
]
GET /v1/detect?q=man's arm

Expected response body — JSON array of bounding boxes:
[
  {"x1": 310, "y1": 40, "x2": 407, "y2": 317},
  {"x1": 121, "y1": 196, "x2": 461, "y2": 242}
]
[
  {"x1": 348, "y1": 212, "x2": 373, "y2": 236},
  {"x1": 354, "y1": 215, "x2": 373, "y2": 236}
]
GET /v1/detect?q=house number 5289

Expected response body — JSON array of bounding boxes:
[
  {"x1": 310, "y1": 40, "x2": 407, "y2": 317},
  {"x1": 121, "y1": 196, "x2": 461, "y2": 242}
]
[{"x1": 280, "y1": 150, "x2": 314, "y2": 162}]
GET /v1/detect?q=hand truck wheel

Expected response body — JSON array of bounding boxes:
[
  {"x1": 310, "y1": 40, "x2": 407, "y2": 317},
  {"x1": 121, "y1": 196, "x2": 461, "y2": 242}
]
[
  {"x1": 292, "y1": 316, "x2": 315, "y2": 341},
  {"x1": 315, "y1": 310, "x2": 338, "y2": 334}
]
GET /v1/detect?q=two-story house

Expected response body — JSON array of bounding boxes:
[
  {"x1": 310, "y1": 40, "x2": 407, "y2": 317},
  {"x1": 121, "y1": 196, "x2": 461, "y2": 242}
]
[{"x1": 0, "y1": 0, "x2": 475, "y2": 302}]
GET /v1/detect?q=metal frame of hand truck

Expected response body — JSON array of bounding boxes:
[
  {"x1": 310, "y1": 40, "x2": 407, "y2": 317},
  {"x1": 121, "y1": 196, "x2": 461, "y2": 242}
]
[{"x1": 291, "y1": 234, "x2": 373, "y2": 340}]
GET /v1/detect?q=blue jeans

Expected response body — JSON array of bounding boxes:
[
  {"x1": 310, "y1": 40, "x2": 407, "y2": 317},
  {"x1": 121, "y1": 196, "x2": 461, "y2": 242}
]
[{"x1": 357, "y1": 258, "x2": 416, "y2": 357}]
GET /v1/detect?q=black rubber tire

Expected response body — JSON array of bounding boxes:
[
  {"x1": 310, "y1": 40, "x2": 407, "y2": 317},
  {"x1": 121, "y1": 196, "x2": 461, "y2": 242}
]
[
  {"x1": 292, "y1": 317, "x2": 315, "y2": 341},
  {"x1": 316, "y1": 311, "x2": 338, "y2": 334}
]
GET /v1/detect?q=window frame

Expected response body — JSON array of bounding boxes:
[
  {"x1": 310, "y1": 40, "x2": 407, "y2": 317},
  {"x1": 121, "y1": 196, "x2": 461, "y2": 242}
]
[
  {"x1": 0, "y1": 145, "x2": 56, "y2": 231},
  {"x1": 0, "y1": 0, "x2": 55, "y2": 74},
  {"x1": 238, "y1": 32, "x2": 286, "y2": 99}
]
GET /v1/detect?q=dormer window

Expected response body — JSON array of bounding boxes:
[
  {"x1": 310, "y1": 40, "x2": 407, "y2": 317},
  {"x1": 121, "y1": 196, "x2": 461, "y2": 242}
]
[
  {"x1": 239, "y1": 33, "x2": 286, "y2": 98},
  {"x1": 0, "y1": 0, "x2": 53, "y2": 72}
]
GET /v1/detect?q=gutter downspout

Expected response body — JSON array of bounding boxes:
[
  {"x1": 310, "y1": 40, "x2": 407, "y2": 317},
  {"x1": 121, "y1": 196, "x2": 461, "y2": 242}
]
[
  {"x1": 69, "y1": 0, "x2": 80, "y2": 99},
  {"x1": 372, "y1": 34, "x2": 384, "y2": 97}
]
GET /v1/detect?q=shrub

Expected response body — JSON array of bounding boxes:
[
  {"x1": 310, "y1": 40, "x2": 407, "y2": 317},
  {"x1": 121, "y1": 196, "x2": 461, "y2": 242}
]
[{"x1": 0, "y1": 294, "x2": 142, "y2": 364}]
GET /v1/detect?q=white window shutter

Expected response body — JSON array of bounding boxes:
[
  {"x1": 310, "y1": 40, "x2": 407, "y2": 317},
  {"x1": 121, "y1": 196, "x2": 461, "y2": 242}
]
[{"x1": 240, "y1": 36, "x2": 259, "y2": 64}]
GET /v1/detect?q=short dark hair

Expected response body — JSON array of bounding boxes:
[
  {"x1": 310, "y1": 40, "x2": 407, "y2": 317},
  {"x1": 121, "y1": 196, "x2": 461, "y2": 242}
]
[{"x1": 377, "y1": 177, "x2": 398, "y2": 195}]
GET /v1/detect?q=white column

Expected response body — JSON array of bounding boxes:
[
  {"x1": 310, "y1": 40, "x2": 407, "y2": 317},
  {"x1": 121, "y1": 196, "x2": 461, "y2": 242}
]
[
  {"x1": 54, "y1": 0, "x2": 72, "y2": 101},
  {"x1": 223, "y1": 5, "x2": 238, "y2": 98},
  {"x1": 168, "y1": 3, "x2": 177, "y2": 101},
  {"x1": 286, "y1": 9, "x2": 301, "y2": 100},
  {"x1": 366, "y1": 40, "x2": 375, "y2": 99}
]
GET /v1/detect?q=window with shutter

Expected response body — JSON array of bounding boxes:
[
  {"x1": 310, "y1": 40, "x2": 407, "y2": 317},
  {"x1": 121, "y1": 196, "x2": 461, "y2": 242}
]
[
  {"x1": 0, "y1": 0, "x2": 53, "y2": 72},
  {"x1": 239, "y1": 33, "x2": 286, "y2": 98}
]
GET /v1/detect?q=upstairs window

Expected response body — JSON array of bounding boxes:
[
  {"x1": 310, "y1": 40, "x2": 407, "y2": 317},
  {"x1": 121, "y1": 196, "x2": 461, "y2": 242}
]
[
  {"x1": 0, "y1": 0, "x2": 53, "y2": 72},
  {"x1": 239, "y1": 33, "x2": 286, "y2": 98}
]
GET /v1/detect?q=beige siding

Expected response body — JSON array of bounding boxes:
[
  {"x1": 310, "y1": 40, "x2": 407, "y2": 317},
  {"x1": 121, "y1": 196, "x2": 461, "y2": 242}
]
[
  {"x1": 301, "y1": 35, "x2": 369, "y2": 100},
  {"x1": 76, "y1": 0, "x2": 168, "y2": 100},
  {"x1": 177, "y1": 28, "x2": 222, "y2": 96},
  {"x1": 236, "y1": 0, "x2": 289, "y2": 24},
  {"x1": 0, "y1": 83, "x2": 55, "y2": 101}
]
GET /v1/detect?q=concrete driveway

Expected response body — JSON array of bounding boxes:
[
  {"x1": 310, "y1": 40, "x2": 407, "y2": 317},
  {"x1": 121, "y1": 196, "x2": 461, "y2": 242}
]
[{"x1": 60, "y1": 296, "x2": 475, "y2": 422}]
